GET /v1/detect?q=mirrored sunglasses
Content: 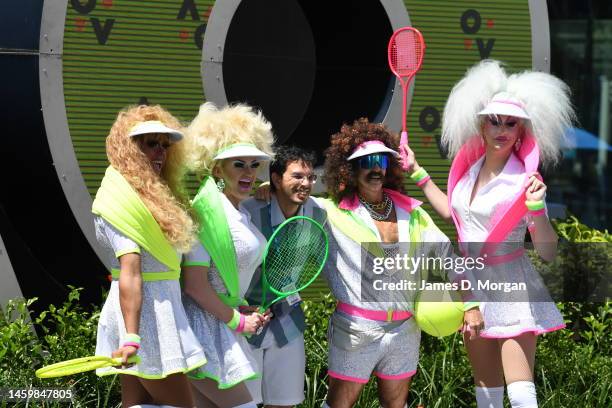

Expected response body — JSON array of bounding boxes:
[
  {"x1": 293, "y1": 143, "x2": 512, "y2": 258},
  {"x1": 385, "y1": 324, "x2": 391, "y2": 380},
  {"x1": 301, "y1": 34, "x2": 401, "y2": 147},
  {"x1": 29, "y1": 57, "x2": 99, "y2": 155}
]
[{"x1": 358, "y1": 153, "x2": 389, "y2": 169}]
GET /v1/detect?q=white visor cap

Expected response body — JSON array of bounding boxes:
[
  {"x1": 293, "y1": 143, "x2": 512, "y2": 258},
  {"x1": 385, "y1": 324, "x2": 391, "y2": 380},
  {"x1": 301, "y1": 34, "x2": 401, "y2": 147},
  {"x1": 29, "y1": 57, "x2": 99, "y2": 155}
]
[
  {"x1": 347, "y1": 140, "x2": 400, "y2": 161},
  {"x1": 478, "y1": 92, "x2": 530, "y2": 119},
  {"x1": 128, "y1": 120, "x2": 184, "y2": 141},
  {"x1": 213, "y1": 143, "x2": 272, "y2": 161}
]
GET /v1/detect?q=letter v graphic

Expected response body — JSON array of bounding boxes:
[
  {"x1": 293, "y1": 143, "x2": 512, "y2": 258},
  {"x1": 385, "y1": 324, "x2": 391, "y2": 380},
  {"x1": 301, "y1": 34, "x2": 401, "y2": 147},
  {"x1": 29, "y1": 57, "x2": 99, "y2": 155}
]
[
  {"x1": 477, "y1": 38, "x2": 495, "y2": 59},
  {"x1": 91, "y1": 18, "x2": 115, "y2": 45}
]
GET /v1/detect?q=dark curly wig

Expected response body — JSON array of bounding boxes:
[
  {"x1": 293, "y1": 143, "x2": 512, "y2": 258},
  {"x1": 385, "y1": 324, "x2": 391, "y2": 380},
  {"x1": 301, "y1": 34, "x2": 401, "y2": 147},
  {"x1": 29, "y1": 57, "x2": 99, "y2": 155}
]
[{"x1": 323, "y1": 118, "x2": 405, "y2": 203}]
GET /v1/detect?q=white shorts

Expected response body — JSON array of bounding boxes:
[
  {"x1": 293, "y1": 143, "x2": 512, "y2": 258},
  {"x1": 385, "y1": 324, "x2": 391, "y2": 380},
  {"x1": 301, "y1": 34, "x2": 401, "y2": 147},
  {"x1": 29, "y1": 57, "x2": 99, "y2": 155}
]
[
  {"x1": 246, "y1": 331, "x2": 305, "y2": 406},
  {"x1": 327, "y1": 311, "x2": 420, "y2": 383}
]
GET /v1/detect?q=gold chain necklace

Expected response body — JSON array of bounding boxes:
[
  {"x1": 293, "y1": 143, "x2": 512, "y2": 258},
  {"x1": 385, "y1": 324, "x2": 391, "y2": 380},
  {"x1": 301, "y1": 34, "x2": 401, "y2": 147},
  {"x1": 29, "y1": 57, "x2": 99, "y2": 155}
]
[{"x1": 359, "y1": 193, "x2": 393, "y2": 221}]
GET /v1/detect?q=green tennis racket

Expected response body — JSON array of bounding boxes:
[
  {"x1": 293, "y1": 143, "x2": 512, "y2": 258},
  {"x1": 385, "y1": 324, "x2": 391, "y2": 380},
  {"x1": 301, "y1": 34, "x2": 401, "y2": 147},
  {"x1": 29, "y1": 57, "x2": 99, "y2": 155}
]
[
  {"x1": 36, "y1": 355, "x2": 141, "y2": 378},
  {"x1": 258, "y1": 215, "x2": 328, "y2": 315}
]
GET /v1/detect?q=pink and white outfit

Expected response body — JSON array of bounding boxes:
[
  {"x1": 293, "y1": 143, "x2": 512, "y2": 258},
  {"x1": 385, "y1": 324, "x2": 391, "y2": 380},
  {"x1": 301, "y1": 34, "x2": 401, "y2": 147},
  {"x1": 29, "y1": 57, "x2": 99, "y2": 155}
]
[
  {"x1": 449, "y1": 137, "x2": 564, "y2": 338},
  {"x1": 321, "y1": 191, "x2": 456, "y2": 383}
]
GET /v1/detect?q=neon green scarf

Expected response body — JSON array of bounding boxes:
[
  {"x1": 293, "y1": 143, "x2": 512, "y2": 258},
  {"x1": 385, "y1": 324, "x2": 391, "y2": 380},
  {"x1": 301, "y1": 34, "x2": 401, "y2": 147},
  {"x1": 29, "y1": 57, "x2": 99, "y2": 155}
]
[
  {"x1": 318, "y1": 198, "x2": 384, "y2": 257},
  {"x1": 92, "y1": 166, "x2": 179, "y2": 280},
  {"x1": 319, "y1": 198, "x2": 436, "y2": 257},
  {"x1": 191, "y1": 176, "x2": 245, "y2": 307}
]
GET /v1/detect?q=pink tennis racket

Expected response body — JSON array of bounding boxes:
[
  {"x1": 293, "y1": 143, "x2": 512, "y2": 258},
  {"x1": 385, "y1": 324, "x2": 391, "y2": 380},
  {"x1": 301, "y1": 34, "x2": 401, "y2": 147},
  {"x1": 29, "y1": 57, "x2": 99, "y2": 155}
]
[{"x1": 387, "y1": 27, "x2": 426, "y2": 164}]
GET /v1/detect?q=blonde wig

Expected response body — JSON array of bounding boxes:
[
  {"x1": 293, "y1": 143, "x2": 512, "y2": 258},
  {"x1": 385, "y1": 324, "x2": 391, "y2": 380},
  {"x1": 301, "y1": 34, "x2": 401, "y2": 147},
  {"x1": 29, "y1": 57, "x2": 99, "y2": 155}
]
[
  {"x1": 183, "y1": 102, "x2": 275, "y2": 178},
  {"x1": 106, "y1": 105, "x2": 196, "y2": 252},
  {"x1": 441, "y1": 60, "x2": 575, "y2": 167}
]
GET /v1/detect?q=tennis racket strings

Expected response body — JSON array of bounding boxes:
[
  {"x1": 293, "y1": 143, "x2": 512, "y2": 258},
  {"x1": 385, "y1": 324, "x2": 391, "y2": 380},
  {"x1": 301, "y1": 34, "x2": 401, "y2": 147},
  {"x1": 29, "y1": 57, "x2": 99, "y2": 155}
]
[
  {"x1": 388, "y1": 29, "x2": 424, "y2": 77},
  {"x1": 264, "y1": 218, "x2": 327, "y2": 294}
]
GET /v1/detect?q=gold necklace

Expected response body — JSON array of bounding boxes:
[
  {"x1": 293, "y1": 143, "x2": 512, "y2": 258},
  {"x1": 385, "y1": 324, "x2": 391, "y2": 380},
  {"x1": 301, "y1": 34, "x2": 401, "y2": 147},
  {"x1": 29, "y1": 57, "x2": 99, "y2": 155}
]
[{"x1": 359, "y1": 193, "x2": 393, "y2": 221}]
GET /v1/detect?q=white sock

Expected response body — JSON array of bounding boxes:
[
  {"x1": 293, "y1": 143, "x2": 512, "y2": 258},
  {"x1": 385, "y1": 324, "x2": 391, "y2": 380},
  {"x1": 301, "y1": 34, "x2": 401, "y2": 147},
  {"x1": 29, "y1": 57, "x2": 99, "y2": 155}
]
[
  {"x1": 507, "y1": 381, "x2": 538, "y2": 408},
  {"x1": 232, "y1": 403, "x2": 257, "y2": 408},
  {"x1": 475, "y1": 386, "x2": 504, "y2": 408},
  {"x1": 128, "y1": 405, "x2": 160, "y2": 408}
]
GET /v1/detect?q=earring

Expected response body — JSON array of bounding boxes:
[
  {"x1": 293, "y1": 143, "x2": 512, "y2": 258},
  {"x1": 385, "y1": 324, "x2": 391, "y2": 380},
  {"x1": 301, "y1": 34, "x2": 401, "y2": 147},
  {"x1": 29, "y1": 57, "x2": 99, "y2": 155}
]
[
  {"x1": 515, "y1": 138, "x2": 522, "y2": 151},
  {"x1": 216, "y1": 178, "x2": 225, "y2": 192}
]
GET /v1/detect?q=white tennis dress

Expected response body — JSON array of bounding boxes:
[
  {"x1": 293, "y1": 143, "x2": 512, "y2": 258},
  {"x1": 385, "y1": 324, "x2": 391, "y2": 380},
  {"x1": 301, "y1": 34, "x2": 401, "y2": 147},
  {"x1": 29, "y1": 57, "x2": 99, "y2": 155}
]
[
  {"x1": 94, "y1": 216, "x2": 207, "y2": 378},
  {"x1": 451, "y1": 153, "x2": 565, "y2": 338},
  {"x1": 182, "y1": 194, "x2": 267, "y2": 388}
]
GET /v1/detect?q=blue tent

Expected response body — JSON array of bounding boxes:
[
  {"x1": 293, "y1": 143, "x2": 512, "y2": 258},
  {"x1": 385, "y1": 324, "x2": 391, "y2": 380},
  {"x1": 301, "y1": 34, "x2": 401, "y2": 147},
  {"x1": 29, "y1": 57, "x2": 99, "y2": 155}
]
[{"x1": 563, "y1": 127, "x2": 612, "y2": 151}]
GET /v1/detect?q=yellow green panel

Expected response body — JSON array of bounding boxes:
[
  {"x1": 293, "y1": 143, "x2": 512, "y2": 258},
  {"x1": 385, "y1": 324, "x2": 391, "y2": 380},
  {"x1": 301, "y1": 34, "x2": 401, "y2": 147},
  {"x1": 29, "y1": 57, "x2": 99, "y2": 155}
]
[
  {"x1": 63, "y1": 0, "x2": 215, "y2": 195},
  {"x1": 402, "y1": 0, "x2": 533, "y2": 240}
]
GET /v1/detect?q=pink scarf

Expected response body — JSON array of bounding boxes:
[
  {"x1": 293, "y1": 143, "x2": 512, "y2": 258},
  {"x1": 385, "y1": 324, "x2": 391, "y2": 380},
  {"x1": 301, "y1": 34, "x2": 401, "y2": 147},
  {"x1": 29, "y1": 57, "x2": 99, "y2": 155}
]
[{"x1": 447, "y1": 130, "x2": 541, "y2": 255}]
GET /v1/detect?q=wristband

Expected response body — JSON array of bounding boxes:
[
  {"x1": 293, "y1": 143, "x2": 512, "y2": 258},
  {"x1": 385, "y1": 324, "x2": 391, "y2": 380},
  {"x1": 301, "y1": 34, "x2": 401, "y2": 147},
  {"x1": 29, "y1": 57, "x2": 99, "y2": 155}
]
[
  {"x1": 529, "y1": 208, "x2": 546, "y2": 217},
  {"x1": 122, "y1": 341, "x2": 141, "y2": 350},
  {"x1": 226, "y1": 309, "x2": 241, "y2": 331},
  {"x1": 463, "y1": 301, "x2": 480, "y2": 311},
  {"x1": 415, "y1": 175, "x2": 431, "y2": 188},
  {"x1": 525, "y1": 200, "x2": 545, "y2": 211},
  {"x1": 235, "y1": 314, "x2": 246, "y2": 333},
  {"x1": 124, "y1": 333, "x2": 141, "y2": 344},
  {"x1": 410, "y1": 167, "x2": 429, "y2": 183}
]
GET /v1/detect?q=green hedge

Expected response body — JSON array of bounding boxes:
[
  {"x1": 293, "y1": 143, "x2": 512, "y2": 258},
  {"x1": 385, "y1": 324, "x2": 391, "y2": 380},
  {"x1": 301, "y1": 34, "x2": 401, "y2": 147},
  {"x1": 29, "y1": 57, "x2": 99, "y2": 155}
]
[
  {"x1": 1, "y1": 217, "x2": 610, "y2": 407},
  {"x1": 1, "y1": 290, "x2": 609, "y2": 408}
]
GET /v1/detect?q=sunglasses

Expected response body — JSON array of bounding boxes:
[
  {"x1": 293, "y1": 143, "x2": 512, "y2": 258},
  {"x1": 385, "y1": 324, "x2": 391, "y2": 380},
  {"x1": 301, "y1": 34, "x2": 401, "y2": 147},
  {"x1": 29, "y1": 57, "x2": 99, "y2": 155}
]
[
  {"x1": 144, "y1": 140, "x2": 171, "y2": 150},
  {"x1": 486, "y1": 117, "x2": 519, "y2": 129},
  {"x1": 358, "y1": 153, "x2": 389, "y2": 169},
  {"x1": 232, "y1": 160, "x2": 261, "y2": 169}
]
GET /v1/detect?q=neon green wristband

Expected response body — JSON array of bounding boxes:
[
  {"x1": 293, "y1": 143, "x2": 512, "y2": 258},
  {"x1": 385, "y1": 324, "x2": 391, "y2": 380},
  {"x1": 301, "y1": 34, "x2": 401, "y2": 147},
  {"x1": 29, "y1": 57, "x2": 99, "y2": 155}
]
[
  {"x1": 124, "y1": 333, "x2": 141, "y2": 344},
  {"x1": 525, "y1": 200, "x2": 545, "y2": 211},
  {"x1": 410, "y1": 167, "x2": 429, "y2": 183},
  {"x1": 226, "y1": 309, "x2": 241, "y2": 330},
  {"x1": 463, "y1": 301, "x2": 480, "y2": 311}
]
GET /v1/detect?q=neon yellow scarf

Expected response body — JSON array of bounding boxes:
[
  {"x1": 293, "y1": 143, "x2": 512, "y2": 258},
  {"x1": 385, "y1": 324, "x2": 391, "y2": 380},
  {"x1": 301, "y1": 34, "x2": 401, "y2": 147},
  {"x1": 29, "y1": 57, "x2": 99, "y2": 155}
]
[
  {"x1": 318, "y1": 198, "x2": 384, "y2": 257},
  {"x1": 319, "y1": 198, "x2": 436, "y2": 257},
  {"x1": 92, "y1": 166, "x2": 179, "y2": 280},
  {"x1": 191, "y1": 176, "x2": 245, "y2": 307}
]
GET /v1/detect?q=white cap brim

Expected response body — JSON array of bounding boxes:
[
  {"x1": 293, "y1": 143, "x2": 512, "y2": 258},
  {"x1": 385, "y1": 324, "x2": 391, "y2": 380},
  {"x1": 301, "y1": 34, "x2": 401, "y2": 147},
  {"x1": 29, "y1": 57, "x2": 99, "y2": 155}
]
[
  {"x1": 128, "y1": 121, "x2": 183, "y2": 141},
  {"x1": 478, "y1": 101, "x2": 530, "y2": 119},
  {"x1": 213, "y1": 143, "x2": 271, "y2": 161},
  {"x1": 347, "y1": 141, "x2": 400, "y2": 161}
]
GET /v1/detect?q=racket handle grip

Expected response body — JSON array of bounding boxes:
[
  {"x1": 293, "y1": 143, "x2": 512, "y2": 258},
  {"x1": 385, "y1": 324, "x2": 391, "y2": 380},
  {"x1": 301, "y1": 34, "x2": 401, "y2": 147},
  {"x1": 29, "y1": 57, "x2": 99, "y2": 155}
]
[
  {"x1": 399, "y1": 131, "x2": 409, "y2": 167},
  {"x1": 111, "y1": 355, "x2": 141, "y2": 366}
]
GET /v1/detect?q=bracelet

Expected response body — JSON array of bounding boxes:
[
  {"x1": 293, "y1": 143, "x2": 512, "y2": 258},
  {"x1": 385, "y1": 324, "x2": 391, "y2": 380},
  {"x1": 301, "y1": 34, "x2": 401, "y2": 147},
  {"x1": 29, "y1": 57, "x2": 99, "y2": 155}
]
[
  {"x1": 463, "y1": 301, "x2": 480, "y2": 311},
  {"x1": 226, "y1": 309, "x2": 241, "y2": 331},
  {"x1": 122, "y1": 341, "x2": 141, "y2": 350},
  {"x1": 410, "y1": 167, "x2": 429, "y2": 183},
  {"x1": 530, "y1": 208, "x2": 546, "y2": 217},
  {"x1": 235, "y1": 314, "x2": 246, "y2": 333},
  {"x1": 415, "y1": 175, "x2": 431, "y2": 188},
  {"x1": 525, "y1": 200, "x2": 545, "y2": 211},
  {"x1": 124, "y1": 333, "x2": 141, "y2": 344}
]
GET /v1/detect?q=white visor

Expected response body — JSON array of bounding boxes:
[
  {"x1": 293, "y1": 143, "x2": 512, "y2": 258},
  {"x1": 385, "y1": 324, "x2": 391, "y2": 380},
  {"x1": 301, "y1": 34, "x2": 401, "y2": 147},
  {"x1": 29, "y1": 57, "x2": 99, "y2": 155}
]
[
  {"x1": 478, "y1": 92, "x2": 530, "y2": 119},
  {"x1": 213, "y1": 143, "x2": 272, "y2": 161},
  {"x1": 128, "y1": 120, "x2": 183, "y2": 141},
  {"x1": 347, "y1": 140, "x2": 400, "y2": 161}
]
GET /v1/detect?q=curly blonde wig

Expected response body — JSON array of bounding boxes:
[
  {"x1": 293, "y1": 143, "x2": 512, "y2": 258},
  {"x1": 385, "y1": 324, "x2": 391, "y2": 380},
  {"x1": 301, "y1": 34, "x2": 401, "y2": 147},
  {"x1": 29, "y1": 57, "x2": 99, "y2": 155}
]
[
  {"x1": 106, "y1": 105, "x2": 196, "y2": 252},
  {"x1": 182, "y1": 102, "x2": 275, "y2": 179}
]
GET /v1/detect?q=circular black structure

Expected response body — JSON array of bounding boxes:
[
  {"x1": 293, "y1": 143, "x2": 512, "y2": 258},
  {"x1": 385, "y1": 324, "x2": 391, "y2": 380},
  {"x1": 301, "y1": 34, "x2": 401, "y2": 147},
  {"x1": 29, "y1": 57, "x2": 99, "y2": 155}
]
[
  {"x1": 0, "y1": 3, "x2": 108, "y2": 313},
  {"x1": 206, "y1": 0, "x2": 404, "y2": 161}
]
